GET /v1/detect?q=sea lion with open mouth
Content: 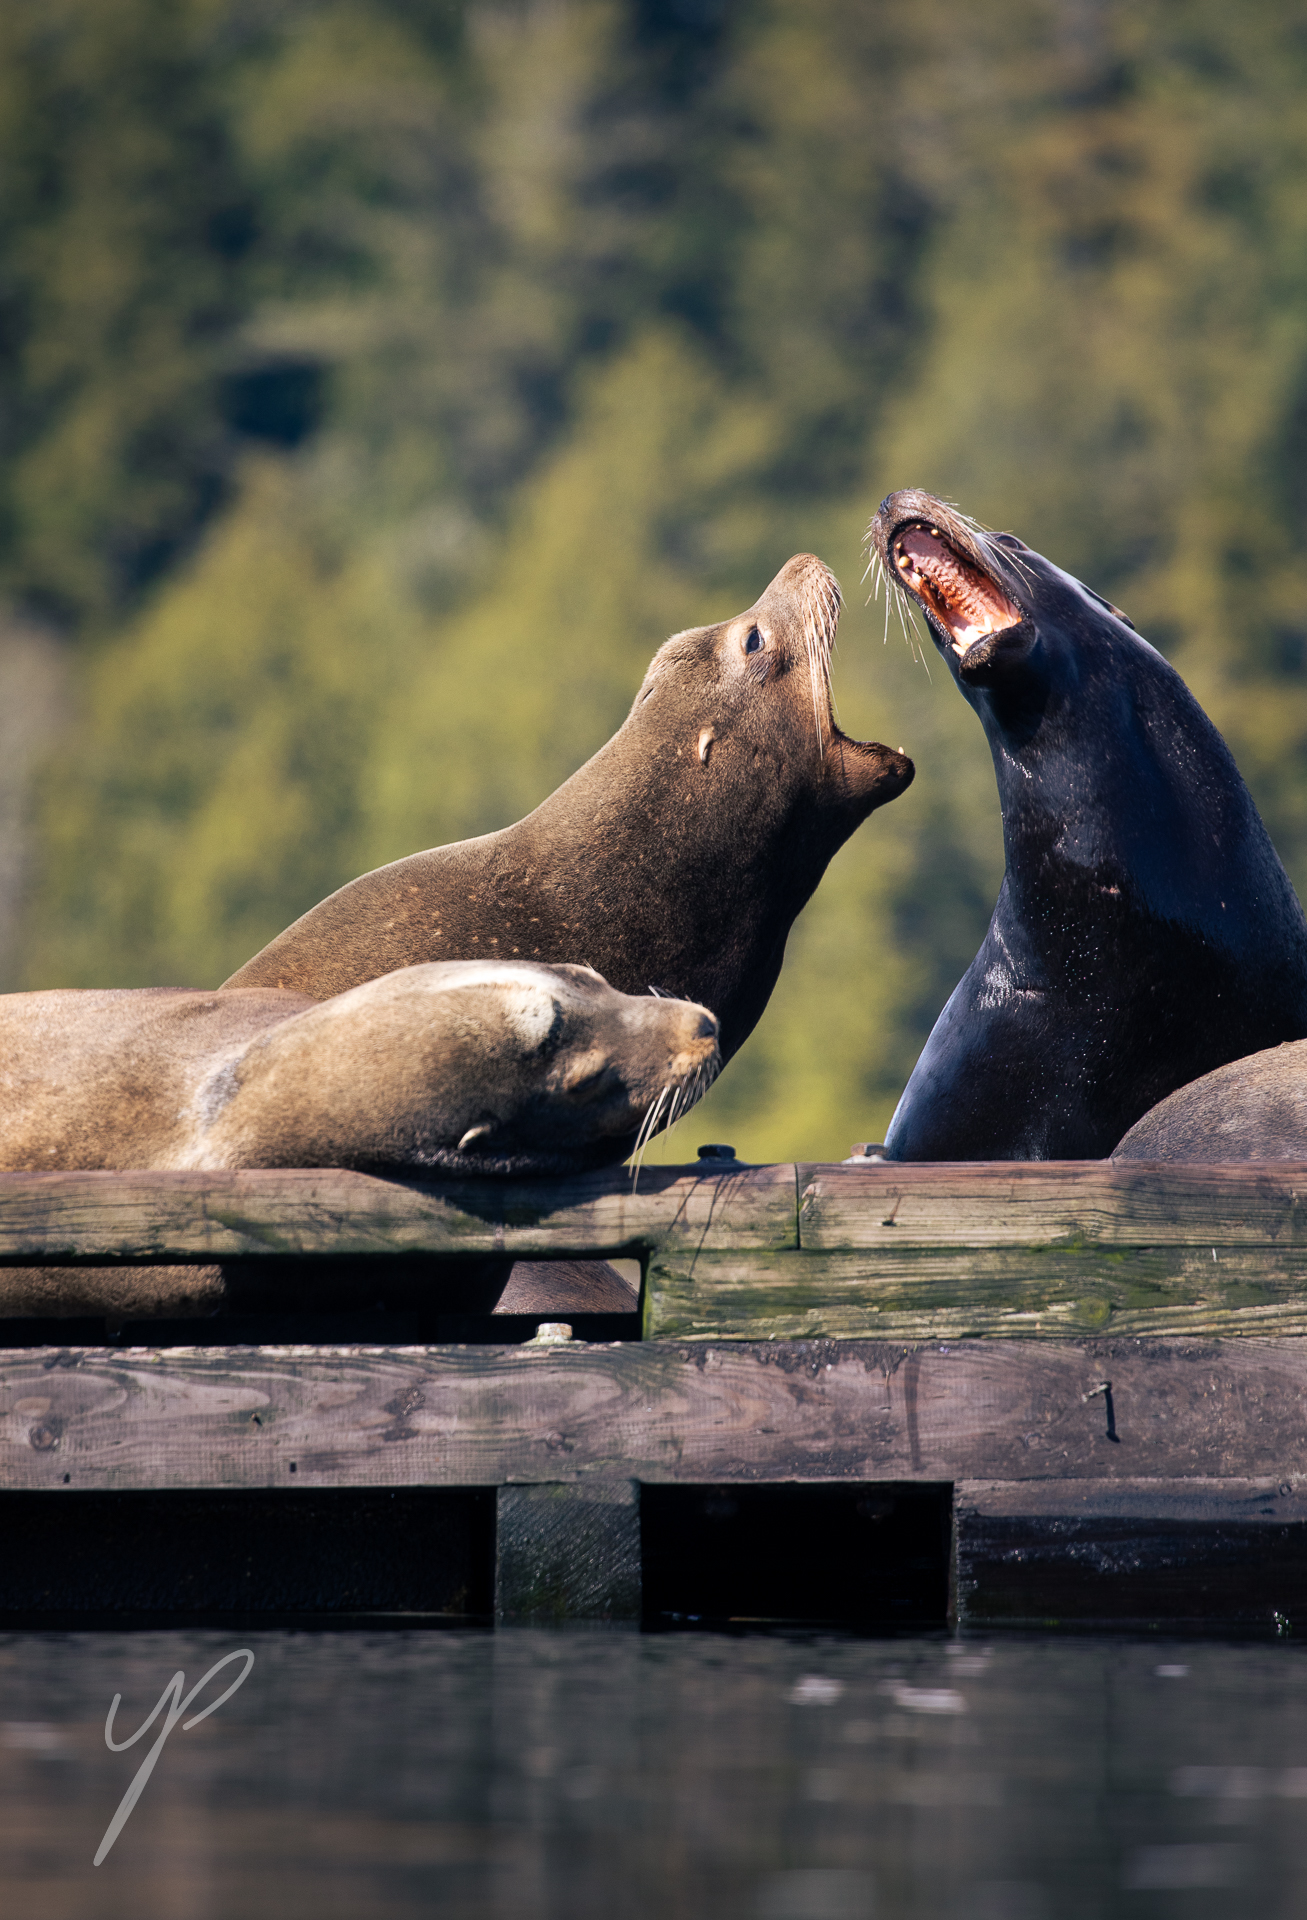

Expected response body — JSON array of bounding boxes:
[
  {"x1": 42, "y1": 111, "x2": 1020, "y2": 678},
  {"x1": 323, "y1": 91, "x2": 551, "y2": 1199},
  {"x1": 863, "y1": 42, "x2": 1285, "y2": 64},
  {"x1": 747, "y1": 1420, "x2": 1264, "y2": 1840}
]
[
  {"x1": 866, "y1": 488, "x2": 1307, "y2": 1161},
  {"x1": 223, "y1": 555, "x2": 914, "y2": 1069}
]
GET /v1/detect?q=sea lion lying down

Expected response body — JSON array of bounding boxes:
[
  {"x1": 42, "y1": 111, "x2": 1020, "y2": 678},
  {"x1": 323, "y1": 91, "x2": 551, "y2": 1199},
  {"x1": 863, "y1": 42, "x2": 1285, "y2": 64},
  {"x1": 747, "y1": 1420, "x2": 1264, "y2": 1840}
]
[
  {"x1": 0, "y1": 962, "x2": 718, "y2": 1322},
  {"x1": 1112, "y1": 1040, "x2": 1307, "y2": 1161},
  {"x1": 0, "y1": 961, "x2": 719, "y2": 1176},
  {"x1": 866, "y1": 489, "x2": 1307, "y2": 1161}
]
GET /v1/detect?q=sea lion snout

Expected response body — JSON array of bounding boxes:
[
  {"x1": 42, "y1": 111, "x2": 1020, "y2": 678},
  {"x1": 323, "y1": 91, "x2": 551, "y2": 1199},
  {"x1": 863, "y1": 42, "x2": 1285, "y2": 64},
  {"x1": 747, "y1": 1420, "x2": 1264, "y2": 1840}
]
[{"x1": 868, "y1": 491, "x2": 1025, "y2": 659}]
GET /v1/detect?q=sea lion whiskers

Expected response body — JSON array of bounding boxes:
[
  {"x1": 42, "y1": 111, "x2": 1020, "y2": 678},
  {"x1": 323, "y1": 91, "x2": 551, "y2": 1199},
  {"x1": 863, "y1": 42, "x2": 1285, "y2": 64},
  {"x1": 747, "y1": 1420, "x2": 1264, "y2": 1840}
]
[
  {"x1": 800, "y1": 563, "x2": 841, "y2": 751},
  {"x1": 627, "y1": 1037, "x2": 720, "y2": 1189},
  {"x1": 863, "y1": 542, "x2": 932, "y2": 670},
  {"x1": 625, "y1": 1035, "x2": 707, "y2": 1191},
  {"x1": 629, "y1": 1083, "x2": 672, "y2": 1191}
]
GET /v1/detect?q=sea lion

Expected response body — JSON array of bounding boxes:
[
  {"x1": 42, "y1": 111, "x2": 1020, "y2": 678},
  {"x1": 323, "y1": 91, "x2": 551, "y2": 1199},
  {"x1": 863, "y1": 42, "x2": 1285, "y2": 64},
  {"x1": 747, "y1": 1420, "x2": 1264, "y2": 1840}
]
[
  {"x1": 1112, "y1": 1041, "x2": 1307, "y2": 1161},
  {"x1": 0, "y1": 961, "x2": 717, "y2": 1322},
  {"x1": 221, "y1": 554, "x2": 914, "y2": 1067},
  {"x1": 0, "y1": 961, "x2": 719, "y2": 1176},
  {"x1": 866, "y1": 489, "x2": 1307, "y2": 1160}
]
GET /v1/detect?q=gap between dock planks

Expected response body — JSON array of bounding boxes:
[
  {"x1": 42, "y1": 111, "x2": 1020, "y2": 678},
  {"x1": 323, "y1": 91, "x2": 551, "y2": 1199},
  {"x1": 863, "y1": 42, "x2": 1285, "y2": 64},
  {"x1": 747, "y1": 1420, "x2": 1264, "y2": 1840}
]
[{"x1": 3, "y1": 1161, "x2": 1307, "y2": 1338}]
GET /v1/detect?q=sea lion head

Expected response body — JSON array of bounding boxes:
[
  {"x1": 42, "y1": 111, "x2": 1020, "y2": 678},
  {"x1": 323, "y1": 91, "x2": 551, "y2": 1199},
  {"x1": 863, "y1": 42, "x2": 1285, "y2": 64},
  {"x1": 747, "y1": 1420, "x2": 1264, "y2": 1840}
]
[
  {"x1": 866, "y1": 487, "x2": 1144, "y2": 710},
  {"x1": 197, "y1": 959, "x2": 721, "y2": 1177},
  {"x1": 220, "y1": 551, "x2": 914, "y2": 1068},
  {"x1": 628, "y1": 552, "x2": 913, "y2": 829},
  {"x1": 864, "y1": 487, "x2": 1230, "y2": 888}
]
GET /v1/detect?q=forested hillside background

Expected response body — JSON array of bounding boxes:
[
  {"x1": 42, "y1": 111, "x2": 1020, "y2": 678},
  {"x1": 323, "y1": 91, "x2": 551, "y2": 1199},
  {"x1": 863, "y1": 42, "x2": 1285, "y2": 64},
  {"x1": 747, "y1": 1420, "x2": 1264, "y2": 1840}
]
[{"x1": 3, "y1": 0, "x2": 1307, "y2": 1161}]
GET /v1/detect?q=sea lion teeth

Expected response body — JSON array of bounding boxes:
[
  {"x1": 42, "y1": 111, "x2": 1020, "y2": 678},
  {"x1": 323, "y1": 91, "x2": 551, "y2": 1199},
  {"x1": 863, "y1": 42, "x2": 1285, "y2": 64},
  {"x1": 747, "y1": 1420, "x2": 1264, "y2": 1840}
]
[
  {"x1": 865, "y1": 485, "x2": 1307, "y2": 1161},
  {"x1": 891, "y1": 524, "x2": 1021, "y2": 651}
]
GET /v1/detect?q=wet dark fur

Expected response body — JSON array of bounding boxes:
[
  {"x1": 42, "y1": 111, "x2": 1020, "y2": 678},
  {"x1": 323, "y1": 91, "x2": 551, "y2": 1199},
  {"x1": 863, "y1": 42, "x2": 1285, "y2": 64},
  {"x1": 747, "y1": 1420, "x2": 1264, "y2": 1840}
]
[{"x1": 869, "y1": 490, "x2": 1307, "y2": 1161}]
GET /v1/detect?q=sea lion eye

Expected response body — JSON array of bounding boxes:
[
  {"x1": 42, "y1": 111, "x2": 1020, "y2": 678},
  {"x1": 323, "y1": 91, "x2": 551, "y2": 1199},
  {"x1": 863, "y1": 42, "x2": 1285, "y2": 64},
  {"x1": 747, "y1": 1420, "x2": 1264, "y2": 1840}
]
[{"x1": 744, "y1": 627, "x2": 764, "y2": 654}]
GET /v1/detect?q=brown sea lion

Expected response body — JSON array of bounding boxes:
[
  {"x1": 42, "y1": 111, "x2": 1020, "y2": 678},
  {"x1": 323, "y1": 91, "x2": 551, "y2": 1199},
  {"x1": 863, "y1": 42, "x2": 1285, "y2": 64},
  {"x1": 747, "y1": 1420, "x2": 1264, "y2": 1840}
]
[
  {"x1": 1112, "y1": 1041, "x2": 1307, "y2": 1161},
  {"x1": 0, "y1": 961, "x2": 718, "y2": 1321},
  {"x1": 222, "y1": 554, "x2": 915, "y2": 1067},
  {"x1": 0, "y1": 961, "x2": 718, "y2": 1176}
]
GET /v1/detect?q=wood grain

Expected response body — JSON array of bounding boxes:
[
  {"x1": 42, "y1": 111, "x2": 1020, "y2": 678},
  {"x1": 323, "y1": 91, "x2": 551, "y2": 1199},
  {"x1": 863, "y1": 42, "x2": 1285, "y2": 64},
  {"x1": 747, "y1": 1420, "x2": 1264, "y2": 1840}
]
[
  {"x1": 799, "y1": 1160, "x2": 1307, "y2": 1248},
  {"x1": 0, "y1": 1163, "x2": 797, "y2": 1263},
  {"x1": 4, "y1": 1338, "x2": 1307, "y2": 1492},
  {"x1": 645, "y1": 1244, "x2": 1307, "y2": 1340},
  {"x1": 8, "y1": 1162, "x2": 1307, "y2": 1341}
]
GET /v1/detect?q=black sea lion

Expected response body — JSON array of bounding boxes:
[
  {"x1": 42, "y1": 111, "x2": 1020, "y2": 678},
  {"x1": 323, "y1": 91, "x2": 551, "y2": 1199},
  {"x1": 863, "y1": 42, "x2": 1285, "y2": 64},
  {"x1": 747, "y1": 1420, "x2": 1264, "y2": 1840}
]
[
  {"x1": 222, "y1": 555, "x2": 914, "y2": 1067},
  {"x1": 0, "y1": 961, "x2": 718, "y2": 1176},
  {"x1": 1112, "y1": 1041, "x2": 1307, "y2": 1161},
  {"x1": 866, "y1": 488, "x2": 1307, "y2": 1161}
]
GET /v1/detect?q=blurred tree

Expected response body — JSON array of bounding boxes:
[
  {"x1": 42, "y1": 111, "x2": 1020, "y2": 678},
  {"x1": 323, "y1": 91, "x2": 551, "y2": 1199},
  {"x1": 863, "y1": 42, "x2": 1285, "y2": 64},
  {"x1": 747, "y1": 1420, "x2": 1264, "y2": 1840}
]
[{"x1": 0, "y1": 0, "x2": 250, "y2": 623}]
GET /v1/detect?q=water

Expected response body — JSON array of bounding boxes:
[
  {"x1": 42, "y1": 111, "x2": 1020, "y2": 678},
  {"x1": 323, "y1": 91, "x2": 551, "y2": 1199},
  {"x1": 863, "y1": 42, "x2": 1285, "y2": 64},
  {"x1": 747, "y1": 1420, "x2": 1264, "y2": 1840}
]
[{"x1": 3, "y1": 1629, "x2": 1307, "y2": 1916}]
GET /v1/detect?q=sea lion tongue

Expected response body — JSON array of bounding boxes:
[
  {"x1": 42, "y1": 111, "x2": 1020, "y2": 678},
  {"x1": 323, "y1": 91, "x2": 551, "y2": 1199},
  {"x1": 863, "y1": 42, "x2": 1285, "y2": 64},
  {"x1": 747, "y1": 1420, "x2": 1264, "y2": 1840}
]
[{"x1": 890, "y1": 524, "x2": 1022, "y2": 654}]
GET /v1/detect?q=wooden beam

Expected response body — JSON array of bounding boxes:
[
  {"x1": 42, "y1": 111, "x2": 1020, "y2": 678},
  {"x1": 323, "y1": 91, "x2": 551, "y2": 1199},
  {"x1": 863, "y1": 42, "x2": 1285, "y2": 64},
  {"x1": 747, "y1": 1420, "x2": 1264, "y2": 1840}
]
[
  {"x1": 644, "y1": 1246, "x2": 1307, "y2": 1341},
  {"x1": 6, "y1": 1161, "x2": 1307, "y2": 1340},
  {"x1": 0, "y1": 1163, "x2": 797, "y2": 1264},
  {"x1": 4, "y1": 1338, "x2": 1307, "y2": 1492},
  {"x1": 798, "y1": 1160, "x2": 1307, "y2": 1248},
  {"x1": 954, "y1": 1478, "x2": 1307, "y2": 1629}
]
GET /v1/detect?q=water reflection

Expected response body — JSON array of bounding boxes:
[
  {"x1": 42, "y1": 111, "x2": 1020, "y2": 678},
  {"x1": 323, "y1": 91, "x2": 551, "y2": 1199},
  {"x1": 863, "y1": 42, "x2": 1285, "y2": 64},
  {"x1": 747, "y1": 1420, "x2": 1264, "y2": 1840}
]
[{"x1": 3, "y1": 1629, "x2": 1307, "y2": 1916}]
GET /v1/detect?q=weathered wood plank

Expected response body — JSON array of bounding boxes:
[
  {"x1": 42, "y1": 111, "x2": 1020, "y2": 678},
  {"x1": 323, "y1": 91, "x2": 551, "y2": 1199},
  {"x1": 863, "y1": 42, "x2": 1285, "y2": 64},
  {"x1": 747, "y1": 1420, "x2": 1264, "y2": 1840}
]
[
  {"x1": 955, "y1": 1478, "x2": 1305, "y2": 1522},
  {"x1": 644, "y1": 1245, "x2": 1307, "y2": 1340},
  {"x1": 4, "y1": 1338, "x2": 1307, "y2": 1491},
  {"x1": 953, "y1": 1478, "x2": 1307, "y2": 1628},
  {"x1": 799, "y1": 1160, "x2": 1307, "y2": 1249},
  {"x1": 495, "y1": 1481, "x2": 641, "y2": 1622},
  {"x1": 0, "y1": 1164, "x2": 797, "y2": 1264}
]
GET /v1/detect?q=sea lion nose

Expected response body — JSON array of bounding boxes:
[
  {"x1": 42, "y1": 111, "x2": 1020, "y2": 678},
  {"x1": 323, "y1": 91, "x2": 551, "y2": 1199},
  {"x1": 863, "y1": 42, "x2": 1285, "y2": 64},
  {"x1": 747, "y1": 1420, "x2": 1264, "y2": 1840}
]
[{"x1": 695, "y1": 1012, "x2": 717, "y2": 1041}]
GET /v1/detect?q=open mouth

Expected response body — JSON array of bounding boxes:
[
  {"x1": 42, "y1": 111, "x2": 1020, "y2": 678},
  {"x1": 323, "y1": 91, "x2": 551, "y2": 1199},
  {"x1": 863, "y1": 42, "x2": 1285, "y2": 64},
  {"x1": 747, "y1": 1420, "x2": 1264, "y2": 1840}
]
[{"x1": 890, "y1": 522, "x2": 1022, "y2": 657}]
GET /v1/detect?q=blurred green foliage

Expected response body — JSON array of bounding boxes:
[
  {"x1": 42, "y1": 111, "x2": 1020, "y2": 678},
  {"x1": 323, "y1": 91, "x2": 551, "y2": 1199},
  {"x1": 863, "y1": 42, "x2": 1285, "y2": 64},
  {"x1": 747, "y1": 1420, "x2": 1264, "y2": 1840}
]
[{"x1": 7, "y1": 0, "x2": 1307, "y2": 1161}]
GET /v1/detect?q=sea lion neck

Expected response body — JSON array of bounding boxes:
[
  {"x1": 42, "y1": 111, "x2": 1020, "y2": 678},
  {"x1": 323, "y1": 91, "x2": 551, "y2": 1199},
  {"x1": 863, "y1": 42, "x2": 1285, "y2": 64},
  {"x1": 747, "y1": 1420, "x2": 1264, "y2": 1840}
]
[{"x1": 221, "y1": 553, "x2": 914, "y2": 1066}]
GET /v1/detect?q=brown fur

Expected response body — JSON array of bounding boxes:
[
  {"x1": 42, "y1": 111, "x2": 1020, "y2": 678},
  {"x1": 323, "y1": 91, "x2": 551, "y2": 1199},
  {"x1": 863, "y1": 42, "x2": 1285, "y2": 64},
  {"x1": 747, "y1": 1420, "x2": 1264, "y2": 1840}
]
[
  {"x1": 1112, "y1": 1041, "x2": 1307, "y2": 1161},
  {"x1": 0, "y1": 962, "x2": 718, "y2": 1175},
  {"x1": 0, "y1": 963, "x2": 717, "y2": 1321},
  {"x1": 222, "y1": 554, "x2": 913, "y2": 1066}
]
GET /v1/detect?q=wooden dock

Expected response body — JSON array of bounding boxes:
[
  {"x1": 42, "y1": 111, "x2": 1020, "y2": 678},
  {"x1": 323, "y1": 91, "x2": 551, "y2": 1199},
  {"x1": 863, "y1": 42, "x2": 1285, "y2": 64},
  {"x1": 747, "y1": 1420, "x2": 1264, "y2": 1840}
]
[{"x1": 4, "y1": 1159, "x2": 1307, "y2": 1631}]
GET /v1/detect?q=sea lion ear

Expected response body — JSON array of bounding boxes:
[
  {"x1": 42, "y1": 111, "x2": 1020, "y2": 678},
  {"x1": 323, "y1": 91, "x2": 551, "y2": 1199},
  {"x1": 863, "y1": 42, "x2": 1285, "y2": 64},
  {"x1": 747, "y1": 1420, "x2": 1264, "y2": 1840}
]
[{"x1": 957, "y1": 618, "x2": 1038, "y2": 682}]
